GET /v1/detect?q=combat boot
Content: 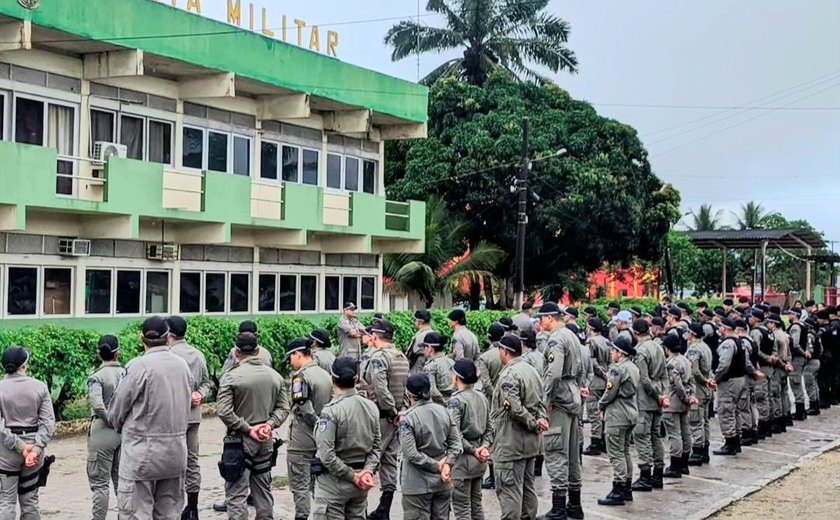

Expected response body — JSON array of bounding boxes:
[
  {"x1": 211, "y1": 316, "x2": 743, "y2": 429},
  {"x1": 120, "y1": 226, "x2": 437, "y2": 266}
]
[
  {"x1": 582, "y1": 438, "x2": 602, "y2": 456},
  {"x1": 650, "y1": 466, "x2": 664, "y2": 489},
  {"x1": 623, "y1": 480, "x2": 634, "y2": 502},
  {"x1": 687, "y1": 446, "x2": 704, "y2": 466},
  {"x1": 785, "y1": 413, "x2": 794, "y2": 426},
  {"x1": 597, "y1": 482, "x2": 625, "y2": 507},
  {"x1": 679, "y1": 453, "x2": 690, "y2": 475},
  {"x1": 566, "y1": 489, "x2": 584, "y2": 519},
  {"x1": 539, "y1": 490, "x2": 567, "y2": 519},
  {"x1": 793, "y1": 403, "x2": 806, "y2": 421},
  {"x1": 808, "y1": 402, "x2": 821, "y2": 416},
  {"x1": 181, "y1": 508, "x2": 199, "y2": 520},
  {"x1": 712, "y1": 437, "x2": 738, "y2": 456},
  {"x1": 631, "y1": 466, "x2": 653, "y2": 492},
  {"x1": 482, "y1": 463, "x2": 495, "y2": 489},
  {"x1": 771, "y1": 417, "x2": 784, "y2": 434},
  {"x1": 367, "y1": 490, "x2": 393, "y2": 520},
  {"x1": 703, "y1": 443, "x2": 711, "y2": 463},
  {"x1": 741, "y1": 429, "x2": 756, "y2": 446},
  {"x1": 535, "y1": 455, "x2": 544, "y2": 477},
  {"x1": 663, "y1": 457, "x2": 682, "y2": 478}
]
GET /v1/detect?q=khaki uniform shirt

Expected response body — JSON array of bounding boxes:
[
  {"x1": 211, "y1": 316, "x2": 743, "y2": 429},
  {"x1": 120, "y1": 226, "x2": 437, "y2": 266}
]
[
  {"x1": 450, "y1": 327, "x2": 480, "y2": 361},
  {"x1": 337, "y1": 316, "x2": 364, "y2": 360},
  {"x1": 408, "y1": 327, "x2": 433, "y2": 374},
  {"x1": 288, "y1": 361, "x2": 333, "y2": 453},
  {"x1": 359, "y1": 345, "x2": 409, "y2": 418},
  {"x1": 170, "y1": 340, "x2": 212, "y2": 424},
  {"x1": 588, "y1": 335, "x2": 612, "y2": 391},
  {"x1": 216, "y1": 357, "x2": 289, "y2": 434},
  {"x1": 0, "y1": 374, "x2": 55, "y2": 472},
  {"x1": 490, "y1": 358, "x2": 546, "y2": 462},
  {"x1": 598, "y1": 358, "x2": 640, "y2": 428},
  {"x1": 478, "y1": 345, "x2": 502, "y2": 401},
  {"x1": 424, "y1": 354, "x2": 455, "y2": 405},
  {"x1": 447, "y1": 388, "x2": 494, "y2": 480},
  {"x1": 221, "y1": 346, "x2": 273, "y2": 374},
  {"x1": 543, "y1": 326, "x2": 582, "y2": 415},
  {"x1": 664, "y1": 354, "x2": 693, "y2": 413},
  {"x1": 633, "y1": 336, "x2": 668, "y2": 412},
  {"x1": 399, "y1": 400, "x2": 462, "y2": 495},
  {"x1": 87, "y1": 361, "x2": 125, "y2": 425},
  {"x1": 686, "y1": 340, "x2": 713, "y2": 401},
  {"x1": 536, "y1": 331, "x2": 550, "y2": 354},
  {"x1": 521, "y1": 348, "x2": 545, "y2": 375},
  {"x1": 312, "y1": 348, "x2": 336, "y2": 374}
]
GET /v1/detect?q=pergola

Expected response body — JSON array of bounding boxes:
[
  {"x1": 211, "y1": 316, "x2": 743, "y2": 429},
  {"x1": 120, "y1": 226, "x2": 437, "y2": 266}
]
[{"x1": 684, "y1": 229, "x2": 826, "y2": 300}]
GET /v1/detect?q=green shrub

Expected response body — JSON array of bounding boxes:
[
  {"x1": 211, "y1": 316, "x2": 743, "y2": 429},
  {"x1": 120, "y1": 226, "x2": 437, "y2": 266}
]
[{"x1": 60, "y1": 397, "x2": 91, "y2": 422}]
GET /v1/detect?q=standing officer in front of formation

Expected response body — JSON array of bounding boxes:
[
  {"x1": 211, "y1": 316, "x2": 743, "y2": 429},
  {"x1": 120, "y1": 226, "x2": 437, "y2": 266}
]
[
  {"x1": 596, "y1": 337, "x2": 639, "y2": 507},
  {"x1": 87, "y1": 335, "x2": 125, "y2": 520},
  {"x1": 338, "y1": 303, "x2": 364, "y2": 361},
  {"x1": 108, "y1": 317, "x2": 193, "y2": 519},
  {"x1": 359, "y1": 320, "x2": 409, "y2": 520},
  {"x1": 312, "y1": 357, "x2": 380, "y2": 520},
  {"x1": 449, "y1": 309, "x2": 480, "y2": 361},
  {"x1": 399, "y1": 373, "x2": 462, "y2": 520},
  {"x1": 0, "y1": 346, "x2": 55, "y2": 519},
  {"x1": 583, "y1": 318, "x2": 612, "y2": 457},
  {"x1": 422, "y1": 332, "x2": 455, "y2": 404},
  {"x1": 661, "y1": 334, "x2": 697, "y2": 478},
  {"x1": 448, "y1": 359, "x2": 494, "y2": 520},
  {"x1": 686, "y1": 324, "x2": 715, "y2": 466},
  {"x1": 166, "y1": 316, "x2": 212, "y2": 519},
  {"x1": 216, "y1": 330, "x2": 289, "y2": 519},
  {"x1": 285, "y1": 338, "x2": 333, "y2": 520},
  {"x1": 492, "y1": 335, "x2": 547, "y2": 520},
  {"x1": 538, "y1": 302, "x2": 584, "y2": 520},
  {"x1": 408, "y1": 310, "x2": 434, "y2": 374}
]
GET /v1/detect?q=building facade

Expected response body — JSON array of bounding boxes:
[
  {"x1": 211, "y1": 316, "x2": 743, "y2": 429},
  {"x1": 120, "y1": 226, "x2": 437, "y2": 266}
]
[{"x1": 0, "y1": 0, "x2": 427, "y2": 329}]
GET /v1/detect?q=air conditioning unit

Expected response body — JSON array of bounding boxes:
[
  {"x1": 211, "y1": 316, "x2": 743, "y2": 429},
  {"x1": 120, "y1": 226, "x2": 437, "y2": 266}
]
[
  {"x1": 92, "y1": 141, "x2": 128, "y2": 162},
  {"x1": 58, "y1": 238, "x2": 91, "y2": 257},
  {"x1": 146, "y1": 243, "x2": 179, "y2": 262}
]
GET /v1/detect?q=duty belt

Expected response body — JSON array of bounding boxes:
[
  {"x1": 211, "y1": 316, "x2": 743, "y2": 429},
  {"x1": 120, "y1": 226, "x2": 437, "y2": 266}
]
[{"x1": 9, "y1": 426, "x2": 37, "y2": 435}]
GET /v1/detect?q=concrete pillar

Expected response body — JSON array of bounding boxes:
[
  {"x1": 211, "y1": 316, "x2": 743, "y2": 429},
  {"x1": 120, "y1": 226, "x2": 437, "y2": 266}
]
[
  {"x1": 721, "y1": 246, "x2": 728, "y2": 297},
  {"x1": 805, "y1": 247, "x2": 813, "y2": 300}
]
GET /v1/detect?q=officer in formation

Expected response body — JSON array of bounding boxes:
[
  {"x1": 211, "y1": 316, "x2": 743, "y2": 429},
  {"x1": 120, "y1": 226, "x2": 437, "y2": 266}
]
[
  {"x1": 338, "y1": 303, "x2": 365, "y2": 361},
  {"x1": 583, "y1": 318, "x2": 612, "y2": 457},
  {"x1": 221, "y1": 321, "x2": 273, "y2": 373},
  {"x1": 0, "y1": 346, "x2": 55, "y2": 519},
  {"x1": 815, "y1": 308, "x2": 839, "y2": 409},
  {"x1": 686, "y1": 324, "x2": 715, "y2": 466},
  {"x1": 513, "y1": 302, "x2": 535, "y2": 333},
  {"x1": 661, "y1": 334, "x2": 697, "y2": 478},
  {"x1": 422, "y1": 332, "x2": 456, "y2": 404},
  {"x1": 630, "y1": 319, "x2": 667, "y2": 492},
  {"x1": 399, "y1": 373, "x2": 462, "y2": 519},
  {"x1": 408, "y1": 310, "x2": 434, "y2": 374},
  {"x1": 166, "y1": 316, "x2": 212, "y2": 520},
  {"x1": 613, "y1": 311, "x2": 634, "y2": 345},
  {"x1": 285, "y1": 338, "x2": 333, "y2": 520},
  {"x1": 309, "y1": 329, "x2": 336, "y2": 374},
  {"x1": 449, "y1": 309, "x2": 480, "y2": 361},
  {"x1": 478, "y1": 322, "x2": 505, "y2": 490},
  {"x1": 767, "y1": 314, "x2": 793, "y2": 431},
  {"x1": 596, "y1": 336, "x2": 639, "y2": 507},
  {"x1": 606, "y1": 302, "x2": 621, "y2": 343},
  {"x1": 712, "y1": 318, "x2": 751, "y2": 455},
  {"x1": 521, "y1": 329, "x2": 546, "y2": 374},
  {"x1": 787, "y1": 309, "x2": 810, "y2": 419},
  {"x1": 86, "y1": 335, "x2": 125, "y2": 520}
]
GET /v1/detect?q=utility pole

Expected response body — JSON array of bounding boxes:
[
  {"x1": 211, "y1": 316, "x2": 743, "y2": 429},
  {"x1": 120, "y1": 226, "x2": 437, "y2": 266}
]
[{"x1": 514, "y1": 117, "x2": 530, "y2": 309}]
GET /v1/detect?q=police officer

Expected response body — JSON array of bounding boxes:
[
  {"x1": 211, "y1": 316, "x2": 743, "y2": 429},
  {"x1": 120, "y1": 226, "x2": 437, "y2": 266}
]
[
  {"x1": 685, "y1": 324, "x2": 715, "y2": 466},
  {"x1": 767, "y1": 315, "x2": 793, "y2": 432},
  {"x1": 712, "y1": 319, "x2": 755, "y2": 455},
  {"x1": 87, "y1": 335, "x2": 125, "y2": 520},
  {"x1": 312, "y1": 357, "x2": 381, "y2": 520},
  {"x1": 521, "y1": 329, "x2": 546, "y2": 374},
  {"x1": 108, "y1": 317, "x2": 193, "y2": 519},
  {"x1": 737, "y1": 319, "x2": 762, "y2": 445},
  {"x1": 478, "y1": 323, "x2": 509, "y2": 491},
  {"x1": 491, "y1": 335, "x2": 547, "y2": 520},
  {"x1": 606, "y1": 302, "x2": 621, "y2": 343},
  {"x1": 220, "y1": 321, "x2": 274, "y2": 374},
  {"x1": 399, "y1": 373, "x2": 462, "y2": 520},
  {"x1": 513, "y1": 302, "x2": 534, "y2": 333},
  {"x1": 448, "y1": 359, "x2": 494, "y2": 519},
  {"x1": 815, "y1": 309, "x2": 836, "y2": 409},
  {"x1": 359, "y1": 320, "x2": 409, "y2": 520},
  {"x1": 630, "y1": 319, "x2": 668, "y2": 492},
  {"x1": 661, "y1": 334, "x2": 697, "y2": 478},
  {"x1": 0, "y1": 346, "x2": 55, "y2": 519},
  {"x1": 308, "y1": 329, "x2": 336, "y2": 374},
  {"x1": 614, "y1": 311, "x2": 634, "y2": 345},
  {"x1": 422, "y1": 332, "x2": 455, "y2": 404},
  {"x1": 748, "y1": 309, "x2": 775, "y2": 439},
  {"x1": 285, "y1": 338, "x2": 333, "y2": 520},
  {"x1": 787, "y1": 309, "x2": 809, "y2": 420},
  {"x1": 338, "y1": 303, "x2": 364, "y2": 361},
  {"x1": 537, "y1": 302, "x2": 583, "y2": 520},
  {"x1": 216, "y1": 330, "x2": 289, "y2": 518},
  {"x1": 564, "y1": 308, "x2": 587, "y2": 344},
  {"x1": 166, "y1": 316, "x2": 212, "y2": 519},
  {"x1": 584, "y1": 318, "x2": 612, "y2": 457},
  {"x1": 448, "y1": 309, "x2": 480, "y2": 361},
  {"x1": 408, "y1": 310, "x2": 434, "y2": 374},
  {"x1": 596, "y1": 337, "x2": 640, "y2": 507},
  {"x1": 804, "y1": 317, "x2": 822, "y2": 416}
]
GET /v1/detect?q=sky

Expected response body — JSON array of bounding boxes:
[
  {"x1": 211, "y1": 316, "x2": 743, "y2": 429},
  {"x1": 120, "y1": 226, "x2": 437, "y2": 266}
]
[{"x1": 195, "y1": 0, "x2": 840, "y2": 246}]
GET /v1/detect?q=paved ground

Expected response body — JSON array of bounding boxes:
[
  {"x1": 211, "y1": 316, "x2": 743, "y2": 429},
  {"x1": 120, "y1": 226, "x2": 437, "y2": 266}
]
[{"x1": 39, "y1": 406, "x2": 840, "y2": 519}]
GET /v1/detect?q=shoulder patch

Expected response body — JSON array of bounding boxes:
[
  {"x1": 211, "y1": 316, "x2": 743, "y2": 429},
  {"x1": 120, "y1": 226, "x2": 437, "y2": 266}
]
[
  {"x1": 547, "y1": 352, "x2": 555, "y2": 364},
  {"x1": 398, "y1": 421, "x2": 411, "y2": 436},
  {"x1": 500, "y1": 381, "x2": 515, "y2": 396},
  {"x1": 317, "y1": 414, "x2": 331, "y2": 432},
  {"x1": 606, "y1": 380, "x2": 614, "y2": 390},
  {"x1": 292, "y1": 377, "x2": 304, "y2": 393},
  {"x1": 446, "y1": 399, "x2": 460, "y2": 411},
  {"x1": 370, "y1": 358, "x2": 386, "y2": 373}
]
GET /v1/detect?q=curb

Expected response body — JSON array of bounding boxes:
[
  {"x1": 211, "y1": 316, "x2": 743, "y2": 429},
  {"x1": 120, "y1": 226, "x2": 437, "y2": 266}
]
[{"x1": 53, "y1": 402, "x2": 219, "y2": 439}]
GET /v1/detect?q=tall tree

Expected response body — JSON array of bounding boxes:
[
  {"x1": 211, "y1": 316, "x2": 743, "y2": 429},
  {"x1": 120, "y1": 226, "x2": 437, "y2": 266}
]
[
  {"x1": 735, "y1": 201, "x2": 770, "y2": 230},
  {"x1": 384, "y1": 0, "x2": 578, "y2": 85},
  {"x1": 690, "y1": 204, "x2": 723, "y2": 231}
]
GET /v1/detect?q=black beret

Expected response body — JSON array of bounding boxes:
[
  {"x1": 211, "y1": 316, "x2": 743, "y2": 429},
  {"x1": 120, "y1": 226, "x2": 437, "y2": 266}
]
[
  {"x1": 2, "y1": 346, "x2": 29, "y2": 374},
  {"x1": 767, "y1": 315, "x2": 783, "y2": 326},
  {"x1": 629, "y1": 306, "x2": 642, "y2": 317},
  {"x1": 804, "y1": 317, "x2": 818, "y2": 328},
  {"x1": 284, "y1": 338, "x2": 309, "y2": 358},
  {"x1": 607, "y1": 301, "x2": 621, "y2": 311},
  {"x1": 632, "y1": 319, "x2": 650, "y2": 335},
  {"x1": 142, "y1": 316, "x2": 169, "y2": 340},
  {"x1": 499, "y1": 334, "x2": 522, "y2": 355},
  {"x1": 612, "y1": 336, "x2": 635, "y2": 356},
  {"x1": 564, "y1": 307, "x2": 579, "y2": 319},
  {"x1": 723, "y1": 298, "x2": 734, "y2": 306},
  {"x1": 827, "y1": 306, "x2": 838, "y2": 315},
  {"x1": 521, "y1": 302, "x2": 533, "y2": 311},
  {"x1": 667, "y1": 306, "x2": 682, "y2": 318},
  {"x1": 785, "y1": 308, "x2": 801, "y2": 317},
  {"x1": 720, "y1": 318, "x2": 736, "y2": 330},
  {"x1": 406, "y1": 373, "x2": 431, "y2": 397},
  {"x1": 676, "y1": 302, "x2": 690, "y2": 312},
  {"x1": 688, "y1": 323, "x2": 704, "y2": 337},
  {"x1": 98, "y1": 334, "x2": 120, "y2": 354},
  {"x1": 499, "y1": 317, "x2": 516, "y2": 331},
  {"x1": 738, "y1": 296, "x2": 750, "y2": 304},
  {"x1": 239, "y1": 320, "x2": 258, "y2": 334},
  {"x1": 584, "y1": 306, "x2": 598, "y2": 316},
  {"x1": 756, "y1": 304, "x2": 770, "y2": 313},
  {"x1": 309, "y1": 329, "x2": 332, "y2": 350},
  {"x1": 537, "y1": 302, "x2": 561, "y2": 316},
  {"x1": 165, "y1": 316, "x2": 187, "y2": 337},
  {"x1": 414, "y1": 309, "x2": 431, "y2": 323},
  {"x1": 487, "y1": 323, "x2": 506, "y2": 342},
  {"x1": 701, "y1": 309, "x2": 715, "y2": 318},
  {"x1": 448, "y1": 309, "x2": 467, "y2": 323},
  {"x1": 235, "y1": 332, "x2": 259, "y2": 352},
  {"x1": 587, "y1": 317, "x2": 604, "y2": 331},
  {"x1": 750, "y1": 309, "x2": 765, "y2": 321},
  {"x1": 331, "y1": 356, "x2": 357, "y2": 380},
  {"x1": 368, "y1": 319, "x2": 395, "y2": 338},
  {"x1": 804, "y1": 300, "x2": 816, "y2": 307},
  {"x1": 343, "y1": 302, "x2": 357, "y2": 311},
  {"x1": 453, "y1": 359, "x2": 478, "y2": 385},
  {"x1": 421, "y1": 331, "x2": 445, "y2": 351},
  {"x1": 734, "y1": 319, "x2": 748, "y2": 330},
  {"x1": 697, "y1": 302, "x2": 708, "y2": 308},
  {"x1": 651, "y1": 317, "x2": 666, "y2": 328},
  {"x1": 816, "y1": 309, "x2": 831, "y2": 320},
  {"x1": 769, "y1": 305, "x2": 781, "y2": 315},
  {"x1": 662, "y1": 333, "x2": 681, "y2": 351}
]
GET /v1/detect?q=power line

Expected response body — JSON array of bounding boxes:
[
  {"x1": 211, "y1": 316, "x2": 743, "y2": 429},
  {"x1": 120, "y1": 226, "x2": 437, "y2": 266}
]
[{"x1": 593, "y1": 103, "x2": 840, "y2": 111}]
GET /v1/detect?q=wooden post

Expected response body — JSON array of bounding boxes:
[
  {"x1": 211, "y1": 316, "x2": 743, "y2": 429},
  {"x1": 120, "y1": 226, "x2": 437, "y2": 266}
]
[
  {"x1": 721, "y1": 246, "x2": 727, "y2": 297},
  {"x1": 805, "y1": 247, "x2": 813, "y2": 300},
  {"x1": 760, "y1": 240, "x2": 768, "y2": 302}
]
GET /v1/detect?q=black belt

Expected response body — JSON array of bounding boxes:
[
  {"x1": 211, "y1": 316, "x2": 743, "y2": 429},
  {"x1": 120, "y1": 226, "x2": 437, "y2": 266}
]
[
  {"x1": 348, "y1": 461, "x2": 366, "y2": 470},
  {"x1": 9, "y1": 427, "x2": 37, "y2": 435}
]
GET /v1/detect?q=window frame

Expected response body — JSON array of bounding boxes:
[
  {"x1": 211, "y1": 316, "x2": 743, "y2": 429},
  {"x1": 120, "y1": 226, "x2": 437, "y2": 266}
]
[
  {"x1": 178, "y1": 270, "x2": 203, "y2": 315},
  {"x1": 1, "y1": 90, "x2": 10, "y2": 141},
  {"x1": 144, "y1": 270, "x2": 171, "y2": 315},
  {"x1": 89, "y1": 107, "x2": 117, "y2": 155},
  {"x1": 362, "y1": 159, "x2": 378, "y2": 195},
  {"x1": 182, "y1": 125, "x2": 252, "y2": 177},
  {"x1": 260, "y1": 140, "x2": 320, "y2": 187},
  {"x1": 257, "y1": 272, "x2": 278, "y2": 313},
  {"x1": 325, "y1": 151, "x2": 367, "y2": 194},
  {"x1": 82, "y1": 267, "x2": 173, "y2": 317},
  {"x1": 203, "y1": 271, "x2": 228, "y2": 315},
  {"x1": 228, "y1": 272, "x2": 251, "y2": 314},
  {"x1": 42, "y1": 266, "x2": 74, "y2": 318},
  {"x1": 2, "y1": 265, "x2": 77, "y2": 319}
]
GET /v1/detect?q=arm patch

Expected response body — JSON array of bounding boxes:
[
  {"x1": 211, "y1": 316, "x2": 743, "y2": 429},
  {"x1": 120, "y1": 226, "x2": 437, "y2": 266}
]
[
  {"x1": 317, "y1": 414, "x2": 331, "y2": 432},
  {"x1": 500, "y1": 381, "x2": 514, "y2": 396},
  {"x1": 371, "y1": 357, "x2": 386, "y2": 373}
]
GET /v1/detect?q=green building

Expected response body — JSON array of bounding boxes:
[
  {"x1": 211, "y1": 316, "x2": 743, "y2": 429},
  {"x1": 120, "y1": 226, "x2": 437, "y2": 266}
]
[{"x1": 0, "y1": 0, "x2": 428, "y2": 329}]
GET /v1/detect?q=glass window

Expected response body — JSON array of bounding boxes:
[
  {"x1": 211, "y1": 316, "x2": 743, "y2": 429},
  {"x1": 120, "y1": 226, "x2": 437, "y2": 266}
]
[
  {"x1": 15, "y1": 97, "x2": 44, "y2": 145},
  {"x1": 180, "y1": 272, "x2": 201, "y2": 313},
  {"x1": 90, "y1": 109, "x2": 115, "y2": 148},
  {"x1": 361, "y1": 277, "x2": 376, "y2": 310},
  {"x1": 182, "y1": 127, "x2": 204, "y2": 169},
  {"x1": 342, "y1": 276, "x2": 358, "y2": 308},
  {"x1": 233, "y1": 136, "x2": 250, "y2": 176},
  {"x1": 282, "y1": 145, "x2": 299, "y2": 183},
  {"x1": 120, "y1": 115, "x2": 144, "y2": 160},
  {"x1": 302, "y1": 149, "x2": 319, "y2": 186},
  {"x1": 145, "y1": 271, "x2": 170, "y2": 314},
  {"x1": 48, "y1": 104, "x2": 76, "y2": 196},
  {"x1": 230, "y1": 273, "x2": 250, "y2": 312},
  {"x1": 300, "y1": 275, "x2": 317, "y2": 311},
  {"x1": 324, "y1": 276, "x2": 340, "y2": 311},
  {"x1": 56, "y1": 158, "x2": 74, "y2": 196},
  {"x1": 148, "y1": 120, "x2": 172, "y2": 165},
  {"x1": 0, "y1": 93, "x2": 4, "y2": 140},
  {"x1": 7, "y1": 267, "x2": 37, "y2": 316},
  {"x1": 363, "y1": 160, "x2": 377, "y2": 194},
  {"x1": 43, "y1": 268, "x2": 72, "y2": 315},
  {"x1": 116, "y1": 270, "x2": 141, "y2": 314},
  {"x1": 326, "y1": 153, "x2": 342, "y2": 189},
  {"x1": 85, "y1": 269, "x2": 112, "y2": 315},
  {"x1": 260, "y1": 142, "x2": 278, "y2": 180},
  {"x1": 205, "y1": 272, "x2": 226, "y2": 313},
  {"x1": 279, "y1": 275, "x2": 297, "y2": 311},
  {"x1": 258, "y1": 274, "x2": 276, "y2": 312},
  {"x1": 344, "y1": 157, "x2": 359, "y2": 191},
  {"x1": 208, "y1": 131, "x2": 228, "y2": 172}
]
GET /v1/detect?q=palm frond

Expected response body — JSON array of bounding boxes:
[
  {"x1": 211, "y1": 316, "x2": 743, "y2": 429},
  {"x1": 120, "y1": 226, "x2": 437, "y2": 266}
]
[{"x1": 384, "y1": 21, "x2": 464, "y2": 62}]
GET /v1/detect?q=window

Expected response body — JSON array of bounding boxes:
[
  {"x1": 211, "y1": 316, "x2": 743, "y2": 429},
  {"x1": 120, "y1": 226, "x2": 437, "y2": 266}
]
[
  {"x1": 233, "y1": 136, "x2": 250, "y2": 176},
  {"x1": 279, "y1": 275, "x2": 296, "y2": 311},
  {"x1": 145, "y1": 271, "x2": 169, "y2": 314},
  {"x1": 6, "y1": 267, "x2": 37, "y2": 316},
  {"x1": 282, "y1": 145, "x2": 299, "y2": 182},
  {"x1": 205, "y1": 272, "x2": 226, "y2": 313},
  {"x1": 260, "y1": 142, "x2": 278, "y2": 180},
  {"x1": 120, "y1": 114, "x2": 144, "y2": 160},
  {"x1": 342, "y1": 276, "x2": 359, "y2": 308},
  {"x1": 363, "y1": 160, "x2": 377, "y2": 194},
  {"x1": 15, "y1": 97, "x2": 43, "y2": 145},
  {"x1": 361, "y1": 277, "x2": 376, "y2": 310},
  {"x1": 229, "y1": 273, "x2": 250, "y2": 312},
  {"x1": 302, "y1": 149, "x2": 319, "y2": 186},
  {"x1": 182, "y1": 127, "x2": 204, "y2": 169},
  {"x1": 85, "y1": 269, "x2": 112, "y2": 315},
  {"x1": 325, "y1": 275, "x2": 340, "y2": 311},
  {"x1": 300, "y1": 275, "x2": 317, "y2": 311},
  {"x1": 344, "y1": 157, "x2": 359, "y2": 191},
  {"x1": 116, "y1": 270, "x2": 141, "y2": 314},
  {"x1": 208, "y1": 131, "x2": 228, "y2": 172},
  {"x1": 90, "y1": 109, "x2": 115, "y2": 148},
  {"x1": 148, "y1": 120, "x2": 173, "y2": 165},
  {"x1": 180, "y1": 272, "x2": 201, "y2": 313},
  {"x1": 43, "y1": 268, "x2": 72, "y2": 316},
  {"x1": 326, "y1": 153, "x2": 342, "y2": 189},
  {"x1": 258, "y1": 274, "x2": 276, "y2": 312}
]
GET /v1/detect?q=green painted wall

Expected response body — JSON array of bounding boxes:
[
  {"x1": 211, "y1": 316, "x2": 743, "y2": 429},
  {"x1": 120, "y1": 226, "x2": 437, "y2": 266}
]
[{"x1": 0, "y1": 0, "x2": 428, "y2": 123}]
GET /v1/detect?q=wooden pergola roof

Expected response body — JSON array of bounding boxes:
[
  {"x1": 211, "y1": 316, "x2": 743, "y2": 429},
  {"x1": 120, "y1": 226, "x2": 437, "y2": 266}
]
[{"x1": 685, "y1": 229, "x2": 825, "y2": 250}]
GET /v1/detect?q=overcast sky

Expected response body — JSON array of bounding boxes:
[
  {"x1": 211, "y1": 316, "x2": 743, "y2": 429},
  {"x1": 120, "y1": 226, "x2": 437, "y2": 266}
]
[{"x1": 199, "y1": 0, "x2": 840, "y2": 246}]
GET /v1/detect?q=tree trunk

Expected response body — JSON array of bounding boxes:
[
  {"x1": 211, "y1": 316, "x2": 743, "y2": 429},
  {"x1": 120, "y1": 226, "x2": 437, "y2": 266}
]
[{"x1": 469, "y1": 278, "x2": 481, "y2": 311}]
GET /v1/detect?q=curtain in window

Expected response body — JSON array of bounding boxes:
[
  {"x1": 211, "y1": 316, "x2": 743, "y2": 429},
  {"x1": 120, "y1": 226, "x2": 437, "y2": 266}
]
[
  {"x1": 48, "y1": 104, "x2": 75, "y2": 195},
  {"x1": 90, "y1": 110, "x2": 114, "y2": 147},
  {"x1": 120, "y1": 115, "x2": 144, "y2": 160},
  {"x1": 15, "y1": 97, "x2": 44, "y2": 145},
  {"x1": 148, "y1": 121, "x2": 172, "y2": 165}
]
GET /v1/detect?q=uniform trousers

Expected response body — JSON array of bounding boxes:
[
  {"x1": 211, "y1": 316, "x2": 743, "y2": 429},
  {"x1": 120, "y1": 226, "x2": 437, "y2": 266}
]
[
  {"x1": 791, "y1": 358, "x2": 806, "y2": 405},
  {"x1": 225, "y1": 442, "x2": 273, "y2": 520},
  {"x1": 605, "y1": 426, "x2": 633, "y2": 482},
  {"x1": 451, "y1": 476, "x2": 482, "y2": 520},
  {"x1": 87, "y1": 417, "x2": 121, "y2": 520},
  {"x1": 633, "y1": 410, "x2": 665, "y2": 469},
  {"x1": 0, "y1": 465, "x2": 42, "y2": 520},
  {"x1": 544, "y1": 410, "x2": 581, "y2": 492},
  {"x1": 287, "y1": 450, "x2": 315, "y2": 518},
  {"x1": 402, "y1": 490, "x2": 451, "y2": 520},
  {"x1": 311, "y1": 494, "x2": 367, "y2": 520},
  {"x1": 738, "y1": 378, "x2": 757, "y2": 431},
  {"x1": 662, "y1": 412, "x2": 691, "y2": 457},
  {"x1": 586, "y1": 387, "x2": 605, "y2": 439},
  {"x1": 494, "y1": 457, "x2": 537, "y2": 520},
  {"x1": 756, "y1": 367, "x2": 773, "y2": 422},
  {"x1": 117, "y1": 476, "x2": 184, "y2": 520},
  {"x1": 689, "y1": 397, "x2": 711, "y2": 448},
  {"x1": 378, "y1": 420, "x2": 399, "y2": 493},
  {"x1": 717, "y1": 377, "x2": 744, "y2": 438},
  {"x1": 805, "y1": 359, "x2": 821, "y2": 404},
  {"x1": 185, "y1": 423, "x2": 201, "y2": 494},
  {"x1": 773, "y1": 368, "x2": 790, "y2": 419}
]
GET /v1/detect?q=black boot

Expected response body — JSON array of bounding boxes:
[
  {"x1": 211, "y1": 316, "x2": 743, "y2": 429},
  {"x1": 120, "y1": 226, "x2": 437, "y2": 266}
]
[
  {"x1": 597, "y1": 482, "x2": 625, "y2": 507},
  {"x1": 771, "y1": 417, "x2": 784, "y2": 434},
  {"x1": 583, "y1": 437, "x2": 602, "y2": 456},
  {"x1": 663, "y1": 456, "x2": 682, "y2": 478},
  {"x1": 703, "y1": 443, "x2": 711, "y2": 463},
  {"x1": 651, "y1": 466, "x2": 664, "y2": 489},
  {"x1": 679, "y1": 453, "x2": 690, "y2": 475},
  {"x1": 631, "y1": 466, "x2": 653, "y2": 492},
  {"x1": 535, "y1": 455, "x2": 544, "y2": 477},
  {"x1": 566, "y1": 489, "x2": 584, "y2": 519},
  {"x1": 623, "y1": 480, "x2": 633, "y2": 502},
  {"x1": 482, "y1": 463, "x2": 495, "y2": 489},
  {"x1": 181, "y1": 508, "x2": 199, "y2": 520},
  {"x1": 367, "y1": 490, "x2": 394, "y2": 520},
  {"x1": 820, "y1": 400, "x2": 830, "y2": 409},
  {"x1": 756, "y1": 421, "x2": 767, "y2": 439},
  {"x1": 687, "y1": 446, "x2": 704, "y2": 466},
  {"x1": 785, "y1": 413, "x2": 794, "y2": 426},
  {"x1": 741, "y1": 429, "x2": 756, "y2": 446},
  {"x1": 539, "y1": 490, "x2": 567, "y2": 519},
  {"x1": 808, "y1": 402, "x2": 822, "y2": 415},
  {"x1": 713, "y1": 437, "x2": 738, "y2": 456},
  {"x1": 794, "y1": 403, "x2": 806, "y2": 421},
  {"x1": 212, "y1": 501, "x2": 226, "y2": 513}
]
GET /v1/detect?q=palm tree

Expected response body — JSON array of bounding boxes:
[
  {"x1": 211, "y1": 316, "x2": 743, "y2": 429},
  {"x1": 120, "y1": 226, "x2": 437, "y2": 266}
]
[
  {"x1": 690, "y1": 204, "x2": 723, "y2": 231},
  {"x1": 384, "y1": 196, "x2": 504, "y2": 307},
  {"x1": 384, "y1": 0, "x2": 578, "y2": 85},
  {"x1": 735, "y1": 201, "x2": 769, "y2": 230}
]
